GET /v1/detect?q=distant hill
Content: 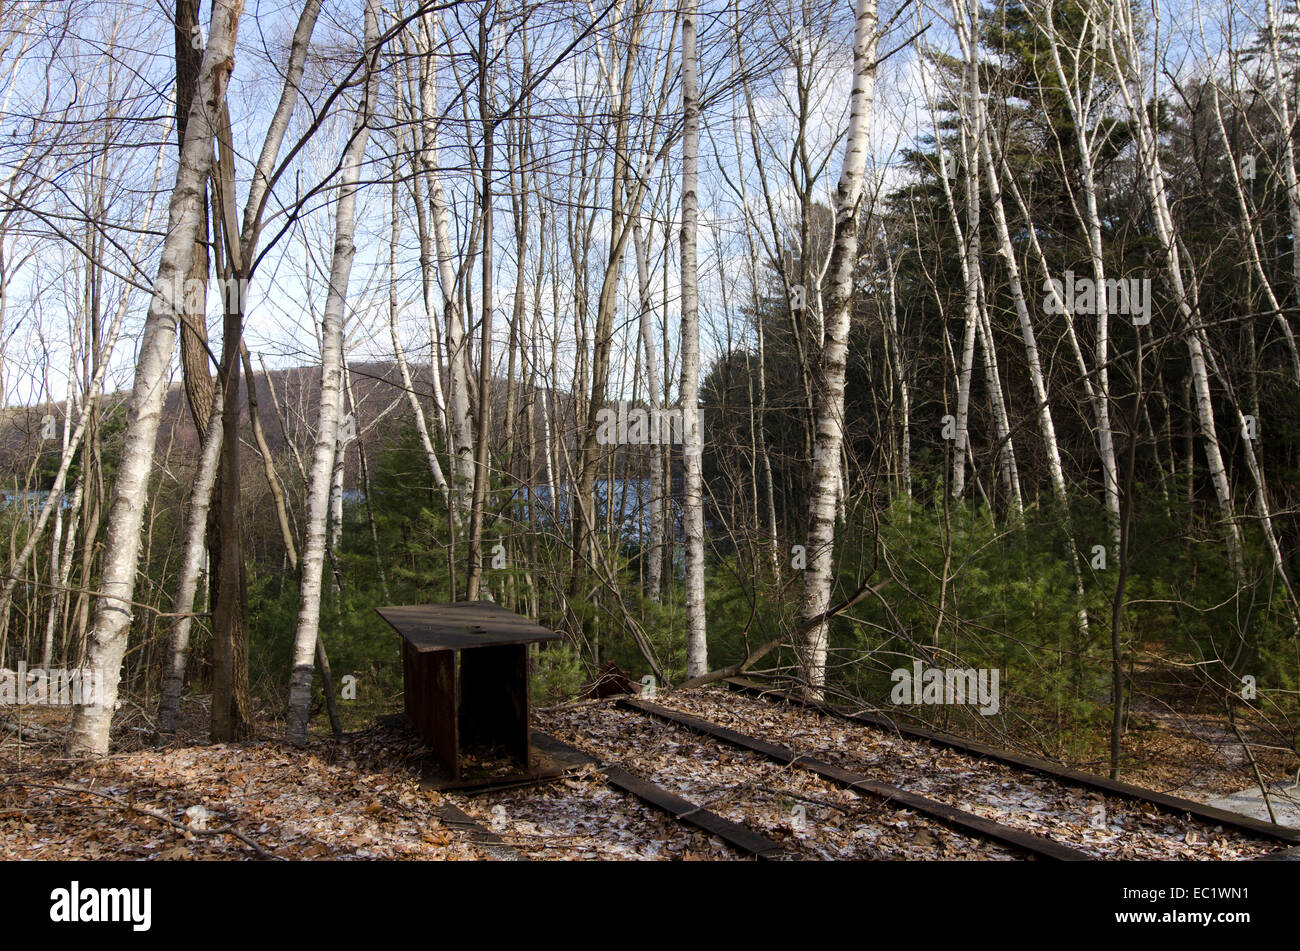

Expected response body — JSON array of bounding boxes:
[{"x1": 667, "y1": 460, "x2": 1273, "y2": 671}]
[{"x1": 0, "y1": 360, "x2": 571, "y2": 489}]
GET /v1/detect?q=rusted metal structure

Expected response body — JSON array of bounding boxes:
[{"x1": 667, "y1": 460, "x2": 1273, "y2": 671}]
[{"x1": 378, "y1": 602, "x2": 562, "y2": 783}]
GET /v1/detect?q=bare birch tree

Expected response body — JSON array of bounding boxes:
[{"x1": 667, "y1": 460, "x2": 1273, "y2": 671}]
[
  {"x1": 68, "y1": 0, "x2": 243, "y2": 756},
  {"x1": 798, "y1": 0, "x2": 878, "y2": 696},
  {"x1": 285, "y1": 0, "x2": 379, "y2": 745}
]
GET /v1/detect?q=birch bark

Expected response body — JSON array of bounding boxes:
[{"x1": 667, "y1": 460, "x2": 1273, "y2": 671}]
[
  {"x1": 798, "y1": 0, "x2": 877, "y2": 696},
  {"x1": 415, "y1": 11, "x2": 475, "y2": 512},
  {"x1": 285, "y1": 0, "x2": 379, "y2": 744},
  {"x1": 1264, "y1": 0, "x2": 1300, "y2": 372},
  {"x1": 681, "y1": 0, "x2": 707, "y2": 676},
  {"x1": 1104, "y1": 0, "x2": 1244, "y2": 577},
  {"x1": 68, "y1": 0, "x2": 243, "y2": 756},
  {"x1": 157, "y1": 382, "x2": 224, "y2": 736},
  {"x1": 1040, "y1": 2, "x2": 1123, "y2": 557},
  {"x1": 388, "y1": 148, "x2": 451, "y2": 504}
]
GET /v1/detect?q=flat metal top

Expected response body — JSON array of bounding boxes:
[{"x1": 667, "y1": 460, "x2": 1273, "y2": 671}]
[{"x1": 377, "y1": 602, "x2": 563, "y2": 652}]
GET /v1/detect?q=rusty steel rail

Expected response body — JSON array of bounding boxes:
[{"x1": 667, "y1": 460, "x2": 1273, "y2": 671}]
[
  {"x1": 722, "y1": 677, "x2": 1300, "y2": 848},
  {"x1": 618, "y1": 697, "x2": 1089, "y2": 861},
  {"x1": 534, "y1": 732, "x2": 794, "y2": 860},
  {"x1": 434, "y1": 802, "x2": 528, "y2": 861}
]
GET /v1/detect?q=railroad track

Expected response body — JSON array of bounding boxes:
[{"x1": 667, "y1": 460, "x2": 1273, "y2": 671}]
[
  {"x1": 722, "y1": 677, "x2": 1300, "y2": 847},
  {"x1": 441, "y1": 731, "x2": 791, "y2": 860},
  {"x1": 614, "y1": 697, "x2": 1086, "y2": 859},
  {"x1": 539, "y1": 700, "x2": 1069, "y2": 859},
  {"x1": 439, "y1": 683, "x2": 1300, "y2": 860},
  {"x1": 533, "y1": 732, "x2": 793, "y2": 859},
  {"x1": 696, "y1": 679, "x2": 1299, "y2": 859},
  {"x1": 445, "y1": 715, "x2": 1041, "y2": 860}
]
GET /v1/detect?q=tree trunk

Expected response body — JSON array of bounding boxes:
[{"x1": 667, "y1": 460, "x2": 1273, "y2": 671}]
[
  {"x1": 388, "y1": 149, "x2": 451, "y2": 504},
  {"x1": 157, "y1": 381, "x2": 224, "y2": 737},
  {"x1": 285, "y1": 0, "x2": 378, "y2": 745},
  {"x1": 1105, "y1": 0, "x2": 1244, "y2": 578},
  {"x1": 798, "y1": 0, "x2": 878, "y2": 696},
  {"x1": 416, "y1": 11, "x2": 475, "y2": 513},
  {"x1": 68, "y1": 0, "x2": 243, "y2": 757},
  {"x1": 633, "y1": 206, "x2": 666, "y2": 601},
  {"x1": 680, "y1": 0, "x2": 708, "y2": 677},
  {"x1": 465, "y1": 5, "x2": 497, "y2": 602}
]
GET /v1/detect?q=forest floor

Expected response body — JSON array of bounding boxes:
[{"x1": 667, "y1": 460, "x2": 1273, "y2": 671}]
[
  {"x1": 1, "y1": 680, "x2": 1295, "y2": 860},
  {"x1": 1119, "y1": 661, "x2": 1299, "y2": 803},
  {"x1": 0, "y1": 700, "x2": 486, "y2": 860}
]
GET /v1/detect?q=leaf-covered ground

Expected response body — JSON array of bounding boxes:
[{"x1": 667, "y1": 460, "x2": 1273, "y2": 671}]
[
  {"x1": 2, "y1": 685, "x2": 1294, "y2": 860},
  {"x1": 1, "y1": 710, "x2": 483, "y2": 860},
  {"x1": 639, "y1": 689, "x2": 1290, "y2": 859}
]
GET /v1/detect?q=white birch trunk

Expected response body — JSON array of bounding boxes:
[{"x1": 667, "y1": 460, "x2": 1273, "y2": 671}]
[
  {"x1": 329, "y1": 433, "x2": 345, "y2": 587},
  {"x1": 239, "y1": 0, "x2": 322, "y2": 259},
  {"x1": 633, "y1": 214, "x2": 666, "y2": 602},
  {"x1": 1265, "y1": 0, "x2": 1300, "y2": 380},
  {"x1": 980, "y1": 117, "x2": 1089, "y2": 636},
  {"x1": 799, "y1": 0, "x2": 878, "y2": 696},
  {"x1": 157, "y1": 382, "x2": 225, "y2": 736},
  {"x1": 883, "y1": 249, "x2": 911, "y2": 499},
  {"x1": 67, "y1": 2, "x2": 241, "y2": 756},
  {"x1": 39, "y1": 369, "x2": 76, "y2": 668},
  {"x1": 680, "y1": 0, "x2": 708, "y2": 677},
  {"x1": 949, "y1": 2, "x2": 982, "y2": 501},
  {"x1": 975, "y1": 278, "x2": 1022, "y2": 513},
  {"x1": 397, "y1": 34, "x2": 454, "y2": 459},
  {"x1": 285, "y1": 0, "x2": 378, "y2": 744},
  {"x1": 980, "y1": 126, "x2": 1066, "y2": 499},
  {"x1": 1198, "y1": 344, "x2": 1300, "y2": 627},
  {"x1": 389, "y1": 155, "x2": 451, "y2": 503},
  {"x1": 1209, "y1": 83, "x2": 1300, "y2": 384},
  {"x1": 1039, "y1": 3, "x2": 1123, "y2": 556},
  {"x1": 415, "y1": 11, "x2": 475, "y2": 510},
  {"x1": 1105, "y1": 0, "x2": 1244, "y2": 577}
]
